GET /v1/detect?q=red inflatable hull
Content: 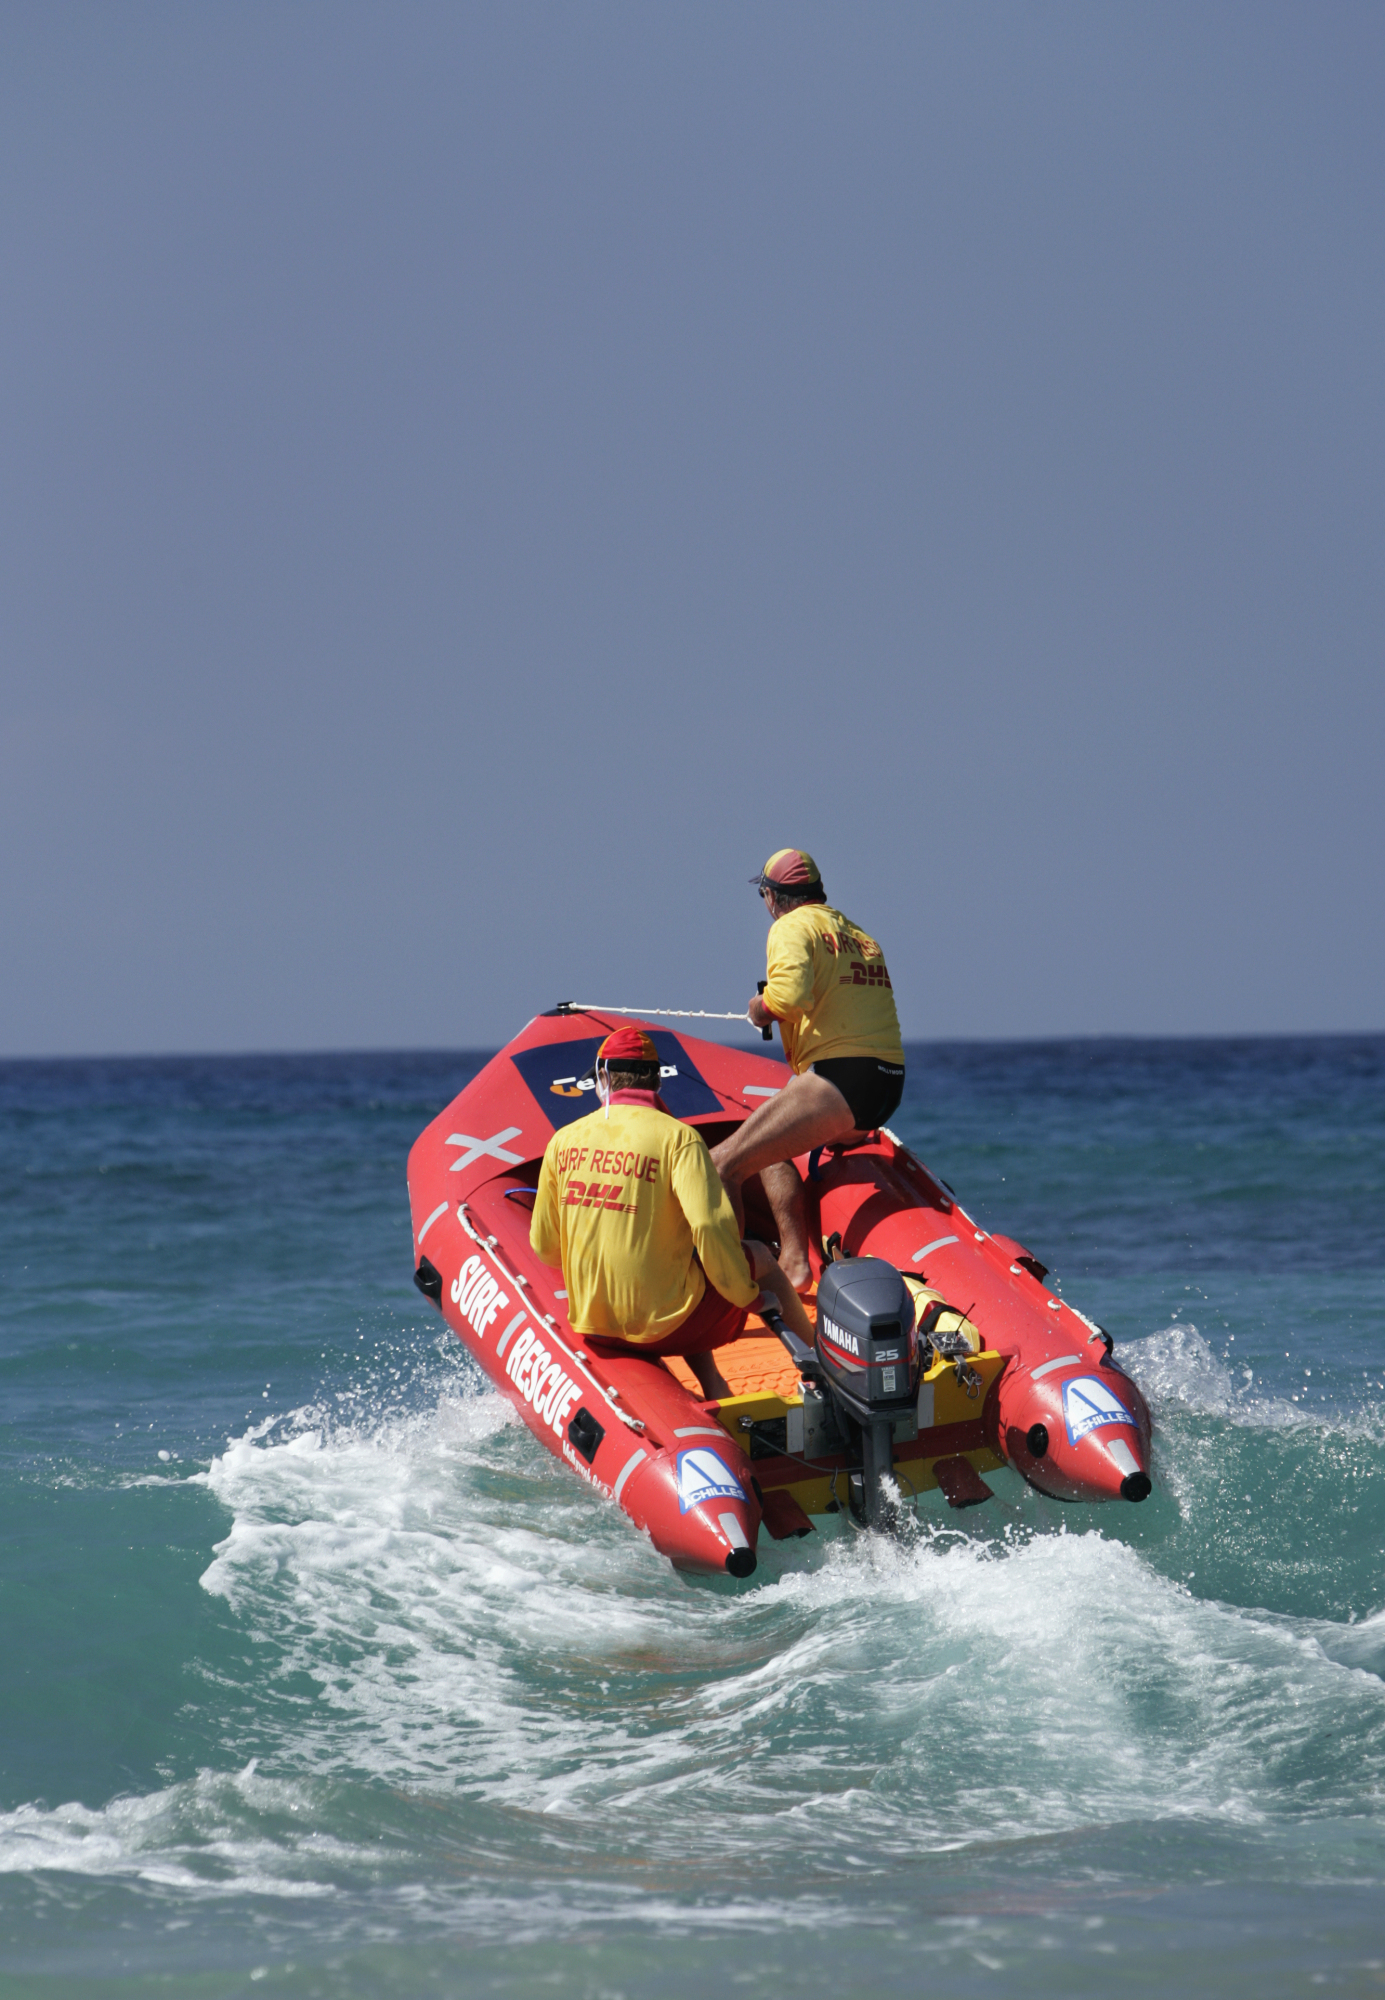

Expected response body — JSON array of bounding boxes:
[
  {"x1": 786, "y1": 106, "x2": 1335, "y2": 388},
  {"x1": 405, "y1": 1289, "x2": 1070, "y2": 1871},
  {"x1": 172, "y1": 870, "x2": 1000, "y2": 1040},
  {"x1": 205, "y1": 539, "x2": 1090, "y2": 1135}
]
[{"x1": 407, "y1": 1010, "x2": 1152, "y2": 1576}]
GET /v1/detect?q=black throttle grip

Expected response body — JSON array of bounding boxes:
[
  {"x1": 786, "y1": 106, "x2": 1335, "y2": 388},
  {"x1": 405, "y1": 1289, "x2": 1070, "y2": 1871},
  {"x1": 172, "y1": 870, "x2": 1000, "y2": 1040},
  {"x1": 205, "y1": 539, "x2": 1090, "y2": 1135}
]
[
  {"x1": 756, "y1": 980, "x2": 772, "y2": 1040},
  {"x1": 760, "y1": 1296, "x2": 823, "y2": 1381}
]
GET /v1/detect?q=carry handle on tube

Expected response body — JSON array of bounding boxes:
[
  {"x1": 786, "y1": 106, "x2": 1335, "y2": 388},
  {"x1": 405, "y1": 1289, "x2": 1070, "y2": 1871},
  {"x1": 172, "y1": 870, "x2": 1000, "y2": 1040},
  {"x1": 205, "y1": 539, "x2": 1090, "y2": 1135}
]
[{"x1": 756, "y1": 981, "x2": 773, "y2": 1040}]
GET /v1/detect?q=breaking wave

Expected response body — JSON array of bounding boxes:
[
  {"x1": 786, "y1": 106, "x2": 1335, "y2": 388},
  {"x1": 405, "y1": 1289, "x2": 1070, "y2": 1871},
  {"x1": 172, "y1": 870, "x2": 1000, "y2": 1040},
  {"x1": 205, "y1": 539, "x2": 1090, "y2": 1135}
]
[{"x1": 6, "y1": 1366, "x2": 1385, "y2": 1920}]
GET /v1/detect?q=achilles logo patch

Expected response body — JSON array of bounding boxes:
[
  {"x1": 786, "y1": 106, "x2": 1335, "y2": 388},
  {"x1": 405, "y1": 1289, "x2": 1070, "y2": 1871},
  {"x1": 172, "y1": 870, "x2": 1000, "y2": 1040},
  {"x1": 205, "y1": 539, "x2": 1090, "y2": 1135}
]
[
  {"x1": 675, "y1": 1448, "x2": 746, "y2": 1514},
  {"x1": 1061, "y1": 1375, "x2": 1133, "y2": 1445}
]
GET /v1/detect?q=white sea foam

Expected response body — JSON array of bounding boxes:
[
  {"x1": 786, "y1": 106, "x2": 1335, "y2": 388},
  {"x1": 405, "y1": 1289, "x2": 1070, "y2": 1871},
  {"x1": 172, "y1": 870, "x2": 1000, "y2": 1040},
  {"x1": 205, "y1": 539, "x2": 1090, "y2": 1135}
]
[
  {"x1": 195, "y1": 1391, "x2": 1385, "y2": 1840},
  {"x1": 0, "y1": 1773, "x2": 865, "y2": 1945},
  {"x1": 6, "y1": 1378, "x2": 1385, "y2": 1903},
  {"x1": 1312, "y1": 1605, "x2": 1385, "y2": 1681},
  {"x1": 1127, "y1": 1323, "x2": 1305, "y2": 1428},
  {"x1": 0, "y1": 1763, "x2": 365, "y2": 1896}
]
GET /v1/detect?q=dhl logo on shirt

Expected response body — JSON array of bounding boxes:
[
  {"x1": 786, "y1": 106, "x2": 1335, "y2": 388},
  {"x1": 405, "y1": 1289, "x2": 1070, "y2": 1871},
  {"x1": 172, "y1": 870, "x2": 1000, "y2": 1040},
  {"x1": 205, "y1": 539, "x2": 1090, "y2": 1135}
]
[
  {"x1": 563, "y1": 1178, "x2": 638, "y2": 1212},
  {"x1": 842, "y1": 961, "x2": 893, "y2": 988},
  {"x1": 560, "y1": 1147, "x2": 662, "y2": 1215}
]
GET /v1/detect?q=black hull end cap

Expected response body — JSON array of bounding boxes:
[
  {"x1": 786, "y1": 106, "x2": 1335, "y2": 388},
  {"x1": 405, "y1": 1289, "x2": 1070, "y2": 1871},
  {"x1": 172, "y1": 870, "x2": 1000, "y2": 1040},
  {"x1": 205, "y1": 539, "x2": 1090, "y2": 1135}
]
[{"x1": 414, "y1": 1257, "x2": 444, "y2": 1306}]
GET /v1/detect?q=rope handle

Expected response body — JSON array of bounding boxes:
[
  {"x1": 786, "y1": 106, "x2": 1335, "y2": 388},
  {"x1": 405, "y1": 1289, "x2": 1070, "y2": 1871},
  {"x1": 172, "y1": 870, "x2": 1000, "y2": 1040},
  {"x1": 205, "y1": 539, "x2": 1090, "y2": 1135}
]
[
  {"x1": 558, "y1": 1001, "x2": 753, "y2": 1023},
  {"x1": 556, "y1": 998, "x2": 776, "y2": 1044}
]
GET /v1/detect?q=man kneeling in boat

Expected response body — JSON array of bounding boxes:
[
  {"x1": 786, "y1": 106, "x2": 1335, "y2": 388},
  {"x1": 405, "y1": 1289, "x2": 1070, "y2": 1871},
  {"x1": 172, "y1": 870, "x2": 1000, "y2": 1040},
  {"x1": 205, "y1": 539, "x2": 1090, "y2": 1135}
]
[
  {"x1": 530, "y1": 1026, "x2": 813, "y2": 1400},
  {"x1": 710, "y1": 848, "x2": 905, "y2": 1293}
]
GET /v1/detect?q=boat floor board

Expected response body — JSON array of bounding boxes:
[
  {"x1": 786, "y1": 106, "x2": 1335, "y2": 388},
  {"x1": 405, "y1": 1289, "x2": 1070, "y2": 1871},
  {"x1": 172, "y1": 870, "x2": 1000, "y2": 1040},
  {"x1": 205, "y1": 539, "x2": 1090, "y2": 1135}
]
[{"x1": 665, "y1": 1329, "x2": 803, "y2": 1403}]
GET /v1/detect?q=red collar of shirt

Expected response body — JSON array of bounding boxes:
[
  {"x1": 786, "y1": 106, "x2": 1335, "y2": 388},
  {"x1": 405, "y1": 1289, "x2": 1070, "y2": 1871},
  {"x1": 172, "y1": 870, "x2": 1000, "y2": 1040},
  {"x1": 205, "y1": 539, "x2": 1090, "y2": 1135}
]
[{"x1": 605, "y1": 1087, "x2": 670, "y2": 1113}]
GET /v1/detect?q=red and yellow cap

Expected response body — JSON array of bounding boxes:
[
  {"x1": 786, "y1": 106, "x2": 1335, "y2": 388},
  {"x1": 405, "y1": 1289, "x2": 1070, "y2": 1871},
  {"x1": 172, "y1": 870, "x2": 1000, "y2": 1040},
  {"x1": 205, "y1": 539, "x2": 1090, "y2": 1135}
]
[
  {"x1": 596, "y1": 1026, "x2": 659, "y2": 1066},
  {"x1": 751, "y1": 848, "x2": 822, "y2": 893}
]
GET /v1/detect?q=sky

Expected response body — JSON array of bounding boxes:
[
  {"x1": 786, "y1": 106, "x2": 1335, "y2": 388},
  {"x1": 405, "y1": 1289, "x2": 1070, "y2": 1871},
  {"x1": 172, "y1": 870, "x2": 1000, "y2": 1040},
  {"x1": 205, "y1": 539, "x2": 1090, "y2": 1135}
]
[{"x1": 2, "y1": 2, "x2": 1382, "y2": 1057}]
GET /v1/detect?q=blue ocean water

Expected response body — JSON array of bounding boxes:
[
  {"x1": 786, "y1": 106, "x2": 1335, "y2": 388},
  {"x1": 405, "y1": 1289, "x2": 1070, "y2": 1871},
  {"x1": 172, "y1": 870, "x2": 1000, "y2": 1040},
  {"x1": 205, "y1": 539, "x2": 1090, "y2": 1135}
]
[{"x1": 2, "y1": 1036, "x2": 1384, "y2": 1998}]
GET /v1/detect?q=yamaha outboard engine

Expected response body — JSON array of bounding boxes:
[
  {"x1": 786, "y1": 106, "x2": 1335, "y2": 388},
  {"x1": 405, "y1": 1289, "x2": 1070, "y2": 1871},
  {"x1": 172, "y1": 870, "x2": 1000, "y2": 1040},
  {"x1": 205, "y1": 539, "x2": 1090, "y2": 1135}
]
[{"x1": 815, "y1": 1257, "x2": 918, "y2": 1528}]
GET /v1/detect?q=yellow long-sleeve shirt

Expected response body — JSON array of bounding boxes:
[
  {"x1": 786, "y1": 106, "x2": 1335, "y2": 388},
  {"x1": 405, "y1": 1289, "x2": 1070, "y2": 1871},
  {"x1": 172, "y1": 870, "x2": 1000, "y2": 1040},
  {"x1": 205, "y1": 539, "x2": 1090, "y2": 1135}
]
[
  {"x1": 530, "y1": 1096, "x2": 759, "y2": 1342},
  {"x1": 764, "y1": 903, "x2": 905, "y2": 1074}
]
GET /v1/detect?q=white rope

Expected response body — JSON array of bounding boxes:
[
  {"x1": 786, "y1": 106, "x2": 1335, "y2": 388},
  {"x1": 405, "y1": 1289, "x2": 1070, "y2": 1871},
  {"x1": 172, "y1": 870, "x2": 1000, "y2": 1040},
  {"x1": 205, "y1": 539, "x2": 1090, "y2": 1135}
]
[{"x1": 566, "y1": 1003, "x2": 751, "y2": 1022}]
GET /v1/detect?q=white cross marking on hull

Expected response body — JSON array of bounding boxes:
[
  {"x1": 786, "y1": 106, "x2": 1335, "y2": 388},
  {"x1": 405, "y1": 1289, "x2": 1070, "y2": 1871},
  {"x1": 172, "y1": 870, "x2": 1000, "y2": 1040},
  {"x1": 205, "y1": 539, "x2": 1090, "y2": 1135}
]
[{"x1": 446, "y1": 1126, "x2": 524, "y2": 1171}]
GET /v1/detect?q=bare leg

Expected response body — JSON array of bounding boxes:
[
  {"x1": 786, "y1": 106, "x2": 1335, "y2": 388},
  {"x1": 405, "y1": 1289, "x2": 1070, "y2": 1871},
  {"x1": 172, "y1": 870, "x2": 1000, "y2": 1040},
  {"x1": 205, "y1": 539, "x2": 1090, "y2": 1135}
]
[
  {"x1": 760, "y1": 1159, "x2": 813, "y2": 1292},
  {"x1": 711, "y1": 1072, "x2": 857, "y2": 1292},
  {"x1": 710, "y1": 1070, "x2": 857, "y2": 1187},
  {"x1": 722, "y1": 1177, "x2": 746, "y2": 1235},
  {"x1": 687, "y1": 1349, "x2": 732, "y2": 1400}
]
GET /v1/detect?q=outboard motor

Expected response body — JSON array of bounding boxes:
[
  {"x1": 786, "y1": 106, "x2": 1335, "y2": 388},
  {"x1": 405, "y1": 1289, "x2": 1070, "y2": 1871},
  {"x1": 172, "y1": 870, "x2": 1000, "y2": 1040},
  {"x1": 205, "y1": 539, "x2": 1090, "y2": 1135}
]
[{"x1": 814, "y1": 1257, "x2": 918, "y2": 1528}]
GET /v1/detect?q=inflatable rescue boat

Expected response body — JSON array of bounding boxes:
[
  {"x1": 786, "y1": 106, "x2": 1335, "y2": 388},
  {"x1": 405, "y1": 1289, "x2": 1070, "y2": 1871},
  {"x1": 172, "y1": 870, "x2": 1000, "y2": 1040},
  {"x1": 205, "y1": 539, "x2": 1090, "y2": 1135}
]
[{"x1": 407, "y1": 1008, "x2": 1152, "y2": 1577}]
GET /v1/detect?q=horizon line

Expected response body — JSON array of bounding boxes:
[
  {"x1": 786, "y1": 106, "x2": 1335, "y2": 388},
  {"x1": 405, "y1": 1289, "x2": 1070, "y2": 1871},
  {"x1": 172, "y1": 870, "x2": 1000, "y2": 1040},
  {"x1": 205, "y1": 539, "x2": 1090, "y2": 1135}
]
[{"x1": 2, "y1": 1025, "x2": 1383, "y2": 1066}]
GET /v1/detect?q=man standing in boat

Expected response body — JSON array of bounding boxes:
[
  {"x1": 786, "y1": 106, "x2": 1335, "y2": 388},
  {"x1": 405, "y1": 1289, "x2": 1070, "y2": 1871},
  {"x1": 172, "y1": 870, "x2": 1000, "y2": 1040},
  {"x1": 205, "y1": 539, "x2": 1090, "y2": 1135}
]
[
  {"x1": 530, "y1": 1025, "x2": 814, "y2": 1401},
  {"x1": 710, "y1": 849, "x2": 905, "y2": 1293}
]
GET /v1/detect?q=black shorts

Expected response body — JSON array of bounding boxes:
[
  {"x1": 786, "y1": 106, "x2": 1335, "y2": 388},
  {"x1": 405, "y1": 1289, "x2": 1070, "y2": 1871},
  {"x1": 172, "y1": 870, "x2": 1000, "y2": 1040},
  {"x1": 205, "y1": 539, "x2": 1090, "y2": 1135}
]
[{"x1": 812, "y1": 1056, "x2": 905, "y2": 1131}]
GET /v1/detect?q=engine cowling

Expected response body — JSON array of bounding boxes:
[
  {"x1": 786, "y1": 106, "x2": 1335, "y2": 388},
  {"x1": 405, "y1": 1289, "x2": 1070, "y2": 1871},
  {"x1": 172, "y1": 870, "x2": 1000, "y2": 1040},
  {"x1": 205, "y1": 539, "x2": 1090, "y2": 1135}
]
[{"x1": 814, "y1": 1257, "x2": 919, "y2": 1422}]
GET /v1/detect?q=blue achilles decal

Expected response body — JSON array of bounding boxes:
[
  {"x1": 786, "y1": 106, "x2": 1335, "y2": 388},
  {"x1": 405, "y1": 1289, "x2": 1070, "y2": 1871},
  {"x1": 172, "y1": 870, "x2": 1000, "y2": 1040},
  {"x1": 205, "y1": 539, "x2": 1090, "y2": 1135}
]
[
  {"x1": 1061, "y1": 1374, "x2": 1133, "y2": 1445},
  {"x1": 676, "y1": 1448, "x2": 746, "y2": 1514}
]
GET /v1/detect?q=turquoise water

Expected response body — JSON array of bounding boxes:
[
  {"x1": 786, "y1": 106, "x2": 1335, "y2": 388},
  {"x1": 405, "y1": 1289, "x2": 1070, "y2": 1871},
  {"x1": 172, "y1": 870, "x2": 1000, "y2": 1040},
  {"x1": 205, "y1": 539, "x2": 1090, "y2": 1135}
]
[{"x1": 3, "y1": 1037, "x2": 1384, "y2": 1997}]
